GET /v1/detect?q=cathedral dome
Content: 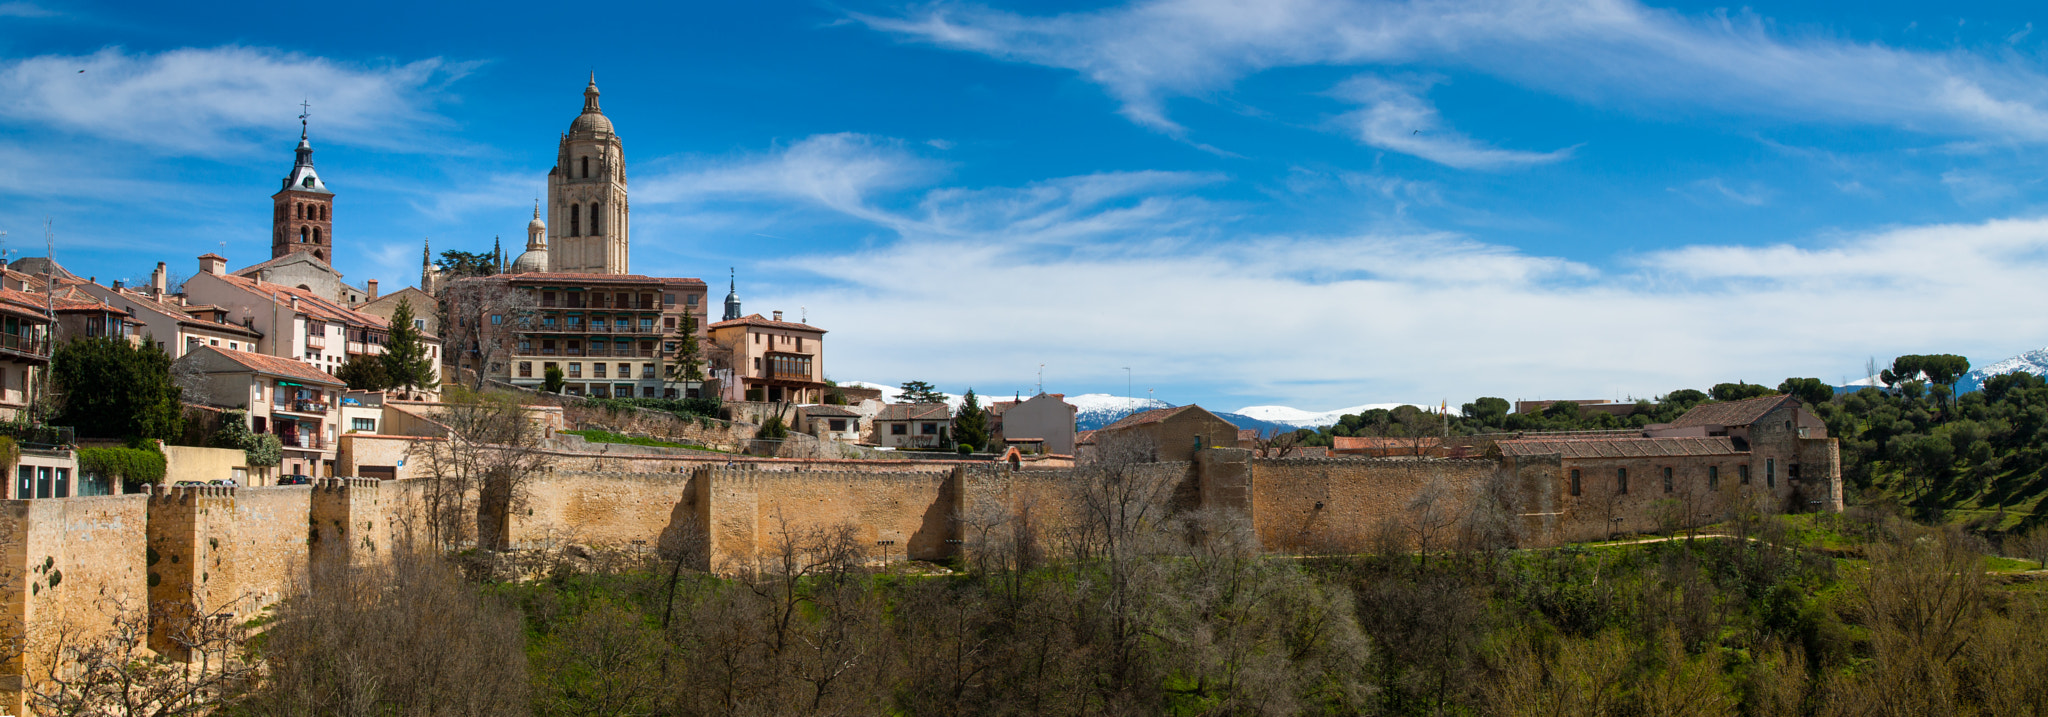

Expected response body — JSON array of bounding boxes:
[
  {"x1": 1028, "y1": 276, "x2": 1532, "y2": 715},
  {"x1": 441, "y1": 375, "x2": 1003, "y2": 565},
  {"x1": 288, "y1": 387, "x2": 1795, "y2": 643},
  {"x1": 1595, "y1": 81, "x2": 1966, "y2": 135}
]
[
  {"x1": 528, "y1": 214, "x2": 547, "y2": 232},
  {"x1": 511, "y1": 248, "x2": 550, "y2": 273},
  {"x1": 568, "y1": 75, "x2": 612, "y2": 134}
]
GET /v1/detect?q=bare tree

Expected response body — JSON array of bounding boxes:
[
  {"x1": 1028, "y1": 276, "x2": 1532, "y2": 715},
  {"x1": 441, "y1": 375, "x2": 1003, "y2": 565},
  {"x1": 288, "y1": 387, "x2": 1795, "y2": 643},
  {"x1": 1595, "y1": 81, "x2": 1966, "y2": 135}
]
[
  {"x1": 28, "y1": 597, "x2": 254, "y2": 715},
  {"x1": 437, "y1": 276, "x2": 538, "y2": 393},
  {"x1": 1407, "y1": 476, "x2": 1460, "y2": 566},
  {"x1": 1250, "y1": 428, "x2": 1301, "y2": 458},
  {"x1": 405, "y1": 387, "x2": 553, "y2": 551}
]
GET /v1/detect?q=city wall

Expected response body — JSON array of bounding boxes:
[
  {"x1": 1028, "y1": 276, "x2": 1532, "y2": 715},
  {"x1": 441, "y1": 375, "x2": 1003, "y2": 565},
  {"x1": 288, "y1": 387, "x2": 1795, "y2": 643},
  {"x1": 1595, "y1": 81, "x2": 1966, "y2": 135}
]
[{"x1": 1, "y1": 445, "x2": 1833, "y2": 710}]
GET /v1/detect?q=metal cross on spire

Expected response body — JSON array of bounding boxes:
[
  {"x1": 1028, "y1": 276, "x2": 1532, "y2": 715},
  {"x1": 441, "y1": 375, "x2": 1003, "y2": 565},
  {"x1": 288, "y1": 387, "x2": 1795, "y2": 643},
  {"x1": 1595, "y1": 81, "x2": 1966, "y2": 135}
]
[{"x1": 299, "y1": 99, "x2": 312, "y2": 139}]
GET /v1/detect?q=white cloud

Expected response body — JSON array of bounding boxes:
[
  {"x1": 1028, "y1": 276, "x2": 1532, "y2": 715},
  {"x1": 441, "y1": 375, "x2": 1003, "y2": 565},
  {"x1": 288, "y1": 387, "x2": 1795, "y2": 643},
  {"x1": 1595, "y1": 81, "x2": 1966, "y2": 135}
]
[
  {"x1": 1334, "y1": 75, "x2": 1575, "y2": 169},
  {"x1": 659, "y1": 134, "x2": 2048, "y2": 406},
  {"x1": 0, "y1": 2, "x2": 55, "y2": 17},
  {"x1": 635, "y1": 133, "x2": 944, "y2": 231},
  {"x1": 859, "y1": 0, "x2": 2048, "y2": 144},
  {"x1": 0, "y1": 46, "x2": 471, "y2": 156}
]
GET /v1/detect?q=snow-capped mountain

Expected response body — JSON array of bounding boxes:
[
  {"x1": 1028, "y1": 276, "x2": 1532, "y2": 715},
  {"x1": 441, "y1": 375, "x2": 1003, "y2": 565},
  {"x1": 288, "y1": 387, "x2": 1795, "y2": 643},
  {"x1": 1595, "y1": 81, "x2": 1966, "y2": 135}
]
[
  {"x1": 1065, "y1": 394, "x2": 1173, "y2": 429},
  {"x1": 1958, "y1": 346, "x2": 2048, "y2": 393},
  {"x1": 1233, "y1": 402, "x2": 1430, "y2": 430}
]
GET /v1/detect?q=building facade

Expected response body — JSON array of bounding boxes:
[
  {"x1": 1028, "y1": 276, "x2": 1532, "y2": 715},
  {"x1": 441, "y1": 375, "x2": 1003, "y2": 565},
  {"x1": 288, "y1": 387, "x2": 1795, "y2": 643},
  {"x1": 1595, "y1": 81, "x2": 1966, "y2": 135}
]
[
  {"x1": 446, "y1": 273, "x2": 708, "y2": 398},
  {"x1": 173, "y1": 346, "x2": 348, "y2": 478},
  {"x1": 707, "y1": 310, "x2": 827, "y2": 403},
  {"x1": 184, "y1": 253, "x2": 440, "y2": 386},
  {"x1": 991, "y1": 392, "x2": 1079, "y2": 455}
]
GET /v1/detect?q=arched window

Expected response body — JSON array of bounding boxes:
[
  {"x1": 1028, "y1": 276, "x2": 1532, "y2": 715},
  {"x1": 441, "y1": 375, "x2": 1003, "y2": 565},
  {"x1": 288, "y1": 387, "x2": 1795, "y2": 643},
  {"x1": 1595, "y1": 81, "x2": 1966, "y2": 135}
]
[
  {"x1": 569, "y1": 204, "x2": 580, "y2": 237},
  {"x1": 295, "y1": 204, "x2": 304, "y2": 219},
  {"x1": 313, "y1": 227, "x2": 322, "y2": 244},
  {"x1": 581, "y1": 156, "x2": 589, "y2": 178},
  {"x1": 318, "y1": 205, "x2": 326, "y2": 221},
  {"x1": 590, "y1": 202, "x2": 601, "y2": 234},
  {"x1": 300, "y1": 227, "x2": 309, "y2": 242}
]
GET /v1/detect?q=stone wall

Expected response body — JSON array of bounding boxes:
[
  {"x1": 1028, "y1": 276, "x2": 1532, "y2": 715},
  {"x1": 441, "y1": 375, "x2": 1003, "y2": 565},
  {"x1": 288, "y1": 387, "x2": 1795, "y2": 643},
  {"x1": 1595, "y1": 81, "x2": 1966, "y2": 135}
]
[
  {"x1": 1245, "y1": 457, "x2": 1498, "y2": 553},
  {"x1": 2, "y1": 494, "x2": 150, "y2": 712},
  {"x1": 691, "y1": 467, "x2": 959, "y2": 571}
]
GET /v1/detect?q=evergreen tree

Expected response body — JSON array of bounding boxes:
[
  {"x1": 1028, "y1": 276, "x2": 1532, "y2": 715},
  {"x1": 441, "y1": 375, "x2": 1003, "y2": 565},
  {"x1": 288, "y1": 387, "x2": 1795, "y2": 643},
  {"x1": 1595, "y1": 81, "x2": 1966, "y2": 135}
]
[
  {"x1": 50, "y1": 335, "x2": 184, "y2": 441},
  {"x1": 381, "y1": 298, "x2": 436, "y2": 390},
  {"x1": 337, "y1": 354, "x2": 392, "y2": 391},
  {"x1": 543, "y1": 365, "x2": 566, "y2": 393},
  {"x1": 954, "y1": 388, "x2": 990, "y2": 452},
  {"x1": 899, "y1": 380, "x2": 947, "y2": 405},
  {"x1": 665, "y1": 308, "x2": 705, "y2": 395},
  {"x1": 436, "y1": 249, "x2": 499, "y2": 278}
]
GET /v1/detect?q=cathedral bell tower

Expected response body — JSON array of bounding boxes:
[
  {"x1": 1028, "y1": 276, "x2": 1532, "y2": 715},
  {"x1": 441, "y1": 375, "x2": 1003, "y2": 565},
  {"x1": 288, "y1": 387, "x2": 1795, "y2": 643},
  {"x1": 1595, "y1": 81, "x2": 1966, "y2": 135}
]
[
  {"x1": 546, "y1": 74, "x2": 630, "y2": 274},
  {"x1": 272, "y1": 108, "x2": 336, "y2": 264}
]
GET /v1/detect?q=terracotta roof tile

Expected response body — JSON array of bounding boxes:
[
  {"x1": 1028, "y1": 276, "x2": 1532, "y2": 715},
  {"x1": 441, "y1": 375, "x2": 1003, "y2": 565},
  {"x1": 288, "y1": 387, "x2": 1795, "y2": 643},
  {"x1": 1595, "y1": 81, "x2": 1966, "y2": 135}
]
[
  {"x1": 1669, "y1": 395, "x2": 1794, "y2": 429},
  {"x1": 195, "y1": 346, "x2": 345, "y2": 387},
  {"x1": 1496, "y1": 436, "x2": 1742, "y2": 458},
  {"x1": 878, "y1": 403, "x2": 949, "y2": 421},
  {"x1": 709, "y1": 312, "x2": 826, "y2": 333},
  {"x1": 1102, "y1": 405, "x2": 1209, "y2": 431},
  {"x1": 211, "y1": 273, "x2": 388, "y2": 329},
  {"x1": 1332, "y1": 436, "x2": 1443, "y2": 451},
  {"x1": 801, "y1": 405, "x2": 861, "y2": 418}
]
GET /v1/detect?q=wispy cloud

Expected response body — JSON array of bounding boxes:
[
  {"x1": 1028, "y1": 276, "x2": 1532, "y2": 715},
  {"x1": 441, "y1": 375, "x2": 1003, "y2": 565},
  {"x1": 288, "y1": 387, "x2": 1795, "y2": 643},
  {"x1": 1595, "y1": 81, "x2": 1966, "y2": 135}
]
[
  {"x1": 859, "y1": 0, "x2": 2048, "y2": 145},
  {"x1": 639, "y1": 131, "x2": 2048, "y2": 406},
  {"x1": 0, "y1": 46, "x2": 474, "y2": 156},
  {"x1": 0, "y1": 2, "x2": 55, "y2": 18},
  {"x1": 1334, "y1": 75, "x2": 1575, "y2": 169}
]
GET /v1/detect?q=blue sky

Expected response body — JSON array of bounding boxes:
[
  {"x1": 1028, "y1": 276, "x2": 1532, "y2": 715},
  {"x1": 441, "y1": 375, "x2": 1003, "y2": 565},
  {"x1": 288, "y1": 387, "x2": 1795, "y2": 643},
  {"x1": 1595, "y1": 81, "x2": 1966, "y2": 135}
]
[{"x1": 6, "y1": 0, "x2": 2048, "y2": 411}]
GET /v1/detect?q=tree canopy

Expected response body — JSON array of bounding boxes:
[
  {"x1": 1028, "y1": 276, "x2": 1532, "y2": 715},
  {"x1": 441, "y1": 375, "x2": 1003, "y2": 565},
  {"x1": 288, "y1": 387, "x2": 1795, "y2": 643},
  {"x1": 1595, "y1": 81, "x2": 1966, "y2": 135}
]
[
  {"x1": 51, "y1": 336, "x2": 184, "y2": 441},
  {"x1": 953, "y1": 388, "x2": 990, "y2": 452},
  {"x1": 898, "y1": 380, "x2": 947, "y2": 405},
  {"x1": 438, "y1": 249, "x2": 499, "y2": 279}
]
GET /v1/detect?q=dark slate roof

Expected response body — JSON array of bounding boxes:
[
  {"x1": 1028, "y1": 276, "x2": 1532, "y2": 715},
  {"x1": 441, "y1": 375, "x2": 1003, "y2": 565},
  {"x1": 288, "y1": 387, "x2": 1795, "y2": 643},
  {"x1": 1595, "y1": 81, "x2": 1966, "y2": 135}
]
[
  {"x1": 1669, "y1": 394, "x2": 1795, "y2": 429},
  {"x1": 801, "y1": 405, "x2": 861, "y2": 418},
  {"x1": 1497, "y1": 436, "x2": 1743, "y2": 458}
]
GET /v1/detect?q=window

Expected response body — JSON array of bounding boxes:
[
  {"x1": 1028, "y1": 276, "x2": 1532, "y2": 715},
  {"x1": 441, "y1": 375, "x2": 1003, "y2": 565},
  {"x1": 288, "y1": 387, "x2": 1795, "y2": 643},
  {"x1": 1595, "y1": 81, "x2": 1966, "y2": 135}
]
[
  {"x1": 640, "y1": 318, "x2": 655, "y2": 331},
  {"x1": 1617, "y1": 468, "x2": 1628, "y2": 494},
  {"x1": 518, "y1": 362, "x2": 532, "y2": 378},
  {"x1": 1766, "y1": 459, "x2": 1775, "y2": 488},
  {"x1": 891, "y1": 424, "x2": 908, "y2": 435},
  {"x1": 922, "y1": 423, "x2": 939, "y2": 435},
  {"x1": 1663, "y1": 467, "x2": 1674, "y2": 493},
  {"x1": 1739, "y1": 464, "x2": 1751, "y2": 484},
  {"x1": 664, "y1": 293, "x2": 676, "y2": 306},
  {"x1": 829, "y1": 419, "x2": 848, "y2": 432},
  {"x1": 593, "y1": 363, "x2": 607, "y2": 378},
  {"x1": 313, "y1": 227, "x2": 322, "y2": 243},
  {"x1": 753, "y1": 357, "x2": 761, "y2": 370},
  {"x1": 351, "y1": 418, "x2": 376, "y2": 432},
  {"x1": 664, "y1": 317, "x2": 676, "y2": 330},
  {"x1": 617, "y1": 363, "x2": 630, "y2": 377},
  {"x1": 300, "y1": 226, "x2": 309, "y2": 242},
  {"x1": 581, "y1": 156, "x2": 589, "y2": 178},
  {"x1": 796, "y1": 337, "x2": 805, "y2": 351},
  {"x1": 1570, "y1": 469, "x2": 1581, "y2": 496},
  {"x1": 489, "y1": 315, "x2": 501, "y2": 325},
  {"x1": 210, "y1": 339, "x2": 220, "y2": 346},
  {"x1": 567, "y1": 363, "x2": 581, "y2": 378},
  {"x1": 591, "y1": 203, "x2": 602, "y2": 234},
  {"x1": 755, "y1": 334, "x2": 762, "y2": 344},
  {"x1": 686, "y1": 294, "x2": 698, "y2": 306},
  {"x1": 570, "y1": 205, "x2": 581, "y2": 236},
  {"x1": 642, "y1": 386, "x2": 655, "y2": 397},
  {"x1": 1709, "y1": 466, "x2": 1720, "y2": 489}
]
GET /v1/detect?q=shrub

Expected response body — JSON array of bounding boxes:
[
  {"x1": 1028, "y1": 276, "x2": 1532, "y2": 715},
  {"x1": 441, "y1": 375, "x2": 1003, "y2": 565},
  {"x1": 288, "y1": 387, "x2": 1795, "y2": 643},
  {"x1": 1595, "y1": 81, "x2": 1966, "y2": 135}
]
[
  {"x1": 756, "y1": 415, "x2": 788, "y2": 440},
  {"x1": 958, "y1": 444, "x2": 975, "y2": 455},
  {"x1": 78, "y1": 446, "x2": 166, "y2": 488}
]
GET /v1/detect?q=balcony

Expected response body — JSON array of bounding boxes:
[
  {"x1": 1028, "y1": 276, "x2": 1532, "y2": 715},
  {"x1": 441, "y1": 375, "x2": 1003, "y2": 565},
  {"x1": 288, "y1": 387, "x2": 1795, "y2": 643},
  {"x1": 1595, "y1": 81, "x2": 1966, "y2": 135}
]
[
  {"x1": 305, "y1": 334, "x2": 326, "y2": 349},
  {"x1": 280, "y1": 434, "x2": 326, "y2": 450},
  {"x1": 273, "y1": 400, "x2": 329, "y2": 416},
  {"x1": 0, "y1": 332, "x2": 51, "y2": 361}
]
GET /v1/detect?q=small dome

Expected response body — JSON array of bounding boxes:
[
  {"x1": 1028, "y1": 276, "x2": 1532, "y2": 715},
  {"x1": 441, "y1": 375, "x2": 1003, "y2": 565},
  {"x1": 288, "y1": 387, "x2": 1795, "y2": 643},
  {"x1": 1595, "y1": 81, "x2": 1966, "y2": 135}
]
[
  {"x1": 511, "y1": 249, "x2": 550, "y2": 273},
  {"x1": 528, "y1": 215, "x2": 546, "y2": 231},
  {"x1": 570, "y1": 111, "x2": 613, "y2": 134}
]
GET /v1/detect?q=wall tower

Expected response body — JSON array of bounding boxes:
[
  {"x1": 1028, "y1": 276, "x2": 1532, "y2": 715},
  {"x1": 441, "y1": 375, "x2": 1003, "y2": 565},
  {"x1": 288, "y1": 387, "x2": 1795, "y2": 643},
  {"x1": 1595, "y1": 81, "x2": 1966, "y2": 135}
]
[
  {"x1": 547, "y1": 74, "x2": 630, "y2": 274},
  {"x1": 271, "y1": 110, "x2": 335, "y2": 264}
]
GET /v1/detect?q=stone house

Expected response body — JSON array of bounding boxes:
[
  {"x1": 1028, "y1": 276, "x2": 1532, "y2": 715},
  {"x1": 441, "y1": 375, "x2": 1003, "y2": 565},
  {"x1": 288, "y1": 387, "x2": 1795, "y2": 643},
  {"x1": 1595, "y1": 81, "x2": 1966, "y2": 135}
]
[
  {"x1": 1496, "y1": 394, "x2": 1842, "y2": 541},
  {"x1": 990, "y1": 392, "x2": 1078, "y2": 455},
  {"x1": 1089, "y1": 405, "x2": 1244, "y2": 463},
  {"x1": 174, "y1": 346, "x2": 348, "y2": 479},
  {"x1": 707, "y1": 311, "x2": 827, "y2": 404},
  {"x1": 873, "y1": 404, "x2": 950, "y2": 449},
  {"x1": 798, "y1": 404, "x2": 863, "y2": 443}
]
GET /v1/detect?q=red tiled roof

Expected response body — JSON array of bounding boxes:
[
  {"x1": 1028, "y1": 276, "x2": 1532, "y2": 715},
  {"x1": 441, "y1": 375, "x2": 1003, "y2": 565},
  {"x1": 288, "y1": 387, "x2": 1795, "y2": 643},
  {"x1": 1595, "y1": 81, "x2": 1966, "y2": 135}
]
[
  {"x1": 877, "y1": 403, "x2": 949, "y2": 421},
  {"x1": 801, "y1": 405, "x2": 861, "y2": 418},
  {"x1": 1076, "y1": 430, "x2": 1098, "y2": 446},
  {"x1": 195, "y1": 346, "x2": 344, "y2": 387},
  {"x1": 1496, "y1": 436, "x2": 1742, "y2": 458},
  {"x1": 709, "y1": 312, "x2": 826, "y2": 333},
  {"x1": 1669, "y1": 394, "x2": 1794, "y2": 429},
  {"x1": 0, "y1": 288, "x2": 52, "y2": 321},
  {"x1": 1101, "y1": 405, "x2": 1222, "y2": 431},
  {"x1": 210, "y1": 272, "x2": 388, "y2": 329},
  {"x1": 100, "y1": 288, "x2": 264, "y2": 338},
  {"x1": 486, "y1": 272, "x2": 704, "y2": 286},
  {"x1": 234, "y1": 251, "x2": 340, "y2": 277},
  {"x1": 1237, "y1": 428, "x2": 1261, "y2": 443},
  {"x1": 197, "y1": 253, "x2": 227, "y2": 261},
  {"x1": 1332, "y1": 436, "x2": 1443, "y2": 451}
]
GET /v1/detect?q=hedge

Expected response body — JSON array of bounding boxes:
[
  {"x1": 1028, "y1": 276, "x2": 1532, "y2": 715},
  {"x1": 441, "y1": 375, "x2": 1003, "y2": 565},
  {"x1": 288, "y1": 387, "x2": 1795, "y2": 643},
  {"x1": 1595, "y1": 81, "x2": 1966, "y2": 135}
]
[{"x1": 77, "y1": 446, "x2": 166, "y2": 486}]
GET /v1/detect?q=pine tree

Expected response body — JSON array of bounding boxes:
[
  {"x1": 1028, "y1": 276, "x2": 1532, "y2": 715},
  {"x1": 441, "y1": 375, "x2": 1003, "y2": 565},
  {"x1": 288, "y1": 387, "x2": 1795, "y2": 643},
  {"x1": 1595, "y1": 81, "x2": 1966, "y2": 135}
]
[
  {"x1": 899, "y1": 380, "x2": 947, "y2": 405},
  {"x1": 543, "y1": 365, "x2": 566, "y2": 393},
  {"x1": 954, "y1": 388, "x2": 990, "y2": 452},
  {"x1": 381, "y1": 298, "x2": 435, "y2": 390},
  {"x1": 337, "y1": 354, "x2": 392, "y2": 391}
]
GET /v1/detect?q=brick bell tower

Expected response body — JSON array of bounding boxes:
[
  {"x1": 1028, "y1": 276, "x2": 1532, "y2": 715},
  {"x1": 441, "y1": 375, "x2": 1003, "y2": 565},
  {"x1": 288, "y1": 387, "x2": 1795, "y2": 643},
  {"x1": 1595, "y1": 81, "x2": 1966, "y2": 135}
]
[{"x1": 271, "y1": 105, "x2": 336, "y2": 263}]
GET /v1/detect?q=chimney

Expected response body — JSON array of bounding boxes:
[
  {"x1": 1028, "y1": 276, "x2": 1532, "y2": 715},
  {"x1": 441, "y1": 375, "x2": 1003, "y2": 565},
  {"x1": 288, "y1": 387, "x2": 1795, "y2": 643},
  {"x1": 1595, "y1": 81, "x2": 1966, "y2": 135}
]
[
  {"x1": 113, "y1": 280, "x2": 125, "y2": 290},
  {"x1": 366, "y1": 279, "x2": 379, "y2": 300},
  {"x1": 772, "y1": 310, "x2": 783, "y2": 322},
  {"x1": 198, "y1": 254, "x2": 226, "y2": 276},
  {"x1": 151, "y1": 262, "x2": 167, "y2": 296}
]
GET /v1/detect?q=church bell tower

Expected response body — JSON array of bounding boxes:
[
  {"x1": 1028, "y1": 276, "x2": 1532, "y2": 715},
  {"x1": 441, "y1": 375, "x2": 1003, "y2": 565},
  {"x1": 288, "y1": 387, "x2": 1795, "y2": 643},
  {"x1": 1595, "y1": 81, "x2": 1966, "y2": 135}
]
[
  {"x1": 272, "y1": 108, "x2": 336, "y2": 264},
  {"x1": 547, "y1": 74, "x2": 630, "y2": 274}
]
